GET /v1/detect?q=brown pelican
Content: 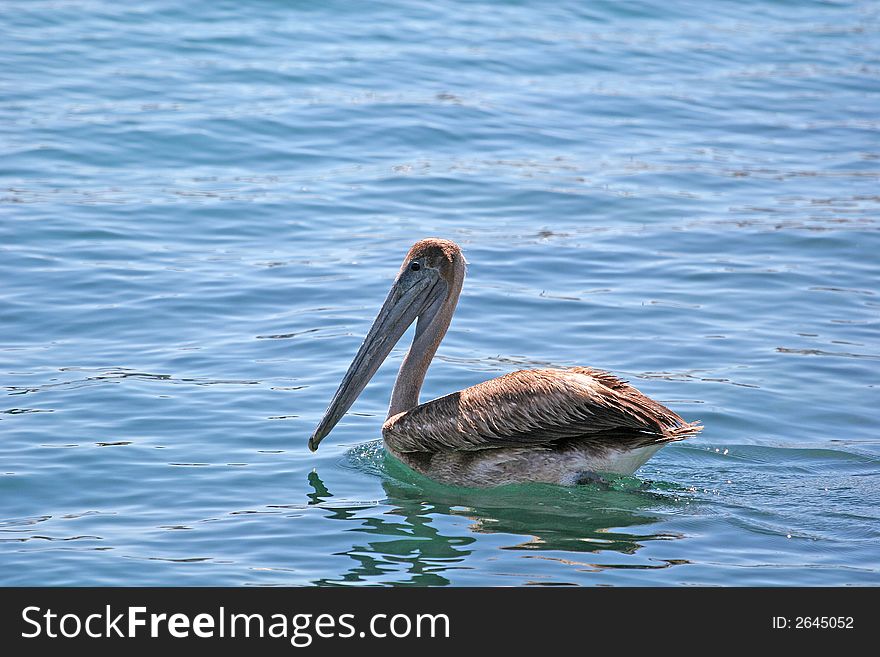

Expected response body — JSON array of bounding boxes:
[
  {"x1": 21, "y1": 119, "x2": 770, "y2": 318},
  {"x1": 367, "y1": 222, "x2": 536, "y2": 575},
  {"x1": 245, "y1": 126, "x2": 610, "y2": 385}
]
[{"x1": 309, "y1": 238, "x2": 701, "y2": 487}]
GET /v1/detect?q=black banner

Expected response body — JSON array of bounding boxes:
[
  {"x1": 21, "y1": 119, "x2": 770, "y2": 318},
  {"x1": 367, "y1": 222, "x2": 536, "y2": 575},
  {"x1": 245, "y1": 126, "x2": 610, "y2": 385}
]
[{"x1": 0, "y1": 587, "x2": 871, "y2": 652}]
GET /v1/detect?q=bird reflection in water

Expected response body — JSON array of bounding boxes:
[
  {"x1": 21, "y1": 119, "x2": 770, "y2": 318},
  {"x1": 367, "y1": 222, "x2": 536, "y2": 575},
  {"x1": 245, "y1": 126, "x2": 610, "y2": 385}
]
[{"x1": 304, "y1": 450, "x2": 689, "y2": 586}]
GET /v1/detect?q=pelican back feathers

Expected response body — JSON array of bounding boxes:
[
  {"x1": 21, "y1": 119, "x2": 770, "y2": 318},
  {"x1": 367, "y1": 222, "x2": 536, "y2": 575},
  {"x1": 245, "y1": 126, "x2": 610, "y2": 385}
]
[{"x1": 382, "y1": 367, "x2": 702, "y2": 454}]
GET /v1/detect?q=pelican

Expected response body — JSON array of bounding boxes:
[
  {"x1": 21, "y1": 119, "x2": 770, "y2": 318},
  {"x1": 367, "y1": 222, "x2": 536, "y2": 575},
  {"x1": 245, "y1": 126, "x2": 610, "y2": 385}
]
[{"x1": 309, "y1": 238, "x2": 701, "y2": 487}]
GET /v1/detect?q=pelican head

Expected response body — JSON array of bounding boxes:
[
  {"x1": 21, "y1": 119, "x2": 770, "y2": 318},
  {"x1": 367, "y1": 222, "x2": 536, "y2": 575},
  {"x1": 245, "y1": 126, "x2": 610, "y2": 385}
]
[{"x1": 309, "y1": 238, "x2": 465, "y2": 451}]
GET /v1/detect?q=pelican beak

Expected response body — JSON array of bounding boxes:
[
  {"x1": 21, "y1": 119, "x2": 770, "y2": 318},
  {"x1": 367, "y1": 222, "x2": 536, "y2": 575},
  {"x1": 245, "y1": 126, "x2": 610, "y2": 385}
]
[{"x1": 308, "y1": 272, "x2": 440, "y2": 451}]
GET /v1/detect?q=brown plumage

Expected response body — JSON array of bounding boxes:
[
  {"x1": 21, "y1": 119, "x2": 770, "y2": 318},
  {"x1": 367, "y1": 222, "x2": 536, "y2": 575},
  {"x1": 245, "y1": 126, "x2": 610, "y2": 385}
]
[
  {"x1": 383, "y1": 367, "x2": 700, "y2": 452},
  {"x1": 310, "y1": 238, "x2": 702, "y2": 487}
]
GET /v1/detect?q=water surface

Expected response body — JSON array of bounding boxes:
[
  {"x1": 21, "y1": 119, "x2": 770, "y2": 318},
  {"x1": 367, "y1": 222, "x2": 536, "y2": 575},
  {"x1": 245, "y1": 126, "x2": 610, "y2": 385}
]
[{"x1": 2, "y1": 0, "x2": 879, "y2": 586}]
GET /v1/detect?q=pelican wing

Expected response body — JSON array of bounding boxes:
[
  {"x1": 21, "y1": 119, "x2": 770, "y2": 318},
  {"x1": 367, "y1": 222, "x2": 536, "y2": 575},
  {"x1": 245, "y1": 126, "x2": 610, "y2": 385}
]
[{"x1": 382, "y1": 367, "x2": 701, "y2": 453}]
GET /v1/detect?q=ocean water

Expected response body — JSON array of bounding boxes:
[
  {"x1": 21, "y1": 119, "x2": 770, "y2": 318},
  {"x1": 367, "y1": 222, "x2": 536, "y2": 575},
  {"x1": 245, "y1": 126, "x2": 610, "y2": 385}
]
[{"x1": 2, "y1": 0, "x2": 878, "y2": 586}]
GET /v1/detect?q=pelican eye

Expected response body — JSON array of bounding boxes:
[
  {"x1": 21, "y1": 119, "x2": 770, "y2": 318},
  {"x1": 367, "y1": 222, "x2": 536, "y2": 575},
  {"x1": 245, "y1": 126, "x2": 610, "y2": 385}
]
[{"x1": 410, "y1": 261, "x2": 421, "y2": 271}]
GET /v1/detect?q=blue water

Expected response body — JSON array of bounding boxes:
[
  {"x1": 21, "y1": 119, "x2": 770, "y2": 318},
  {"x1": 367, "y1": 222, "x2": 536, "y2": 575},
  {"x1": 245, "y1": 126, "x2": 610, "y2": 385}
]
[{"x1": 2, "y1": 0, "x2": 879, "y2": 586}]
